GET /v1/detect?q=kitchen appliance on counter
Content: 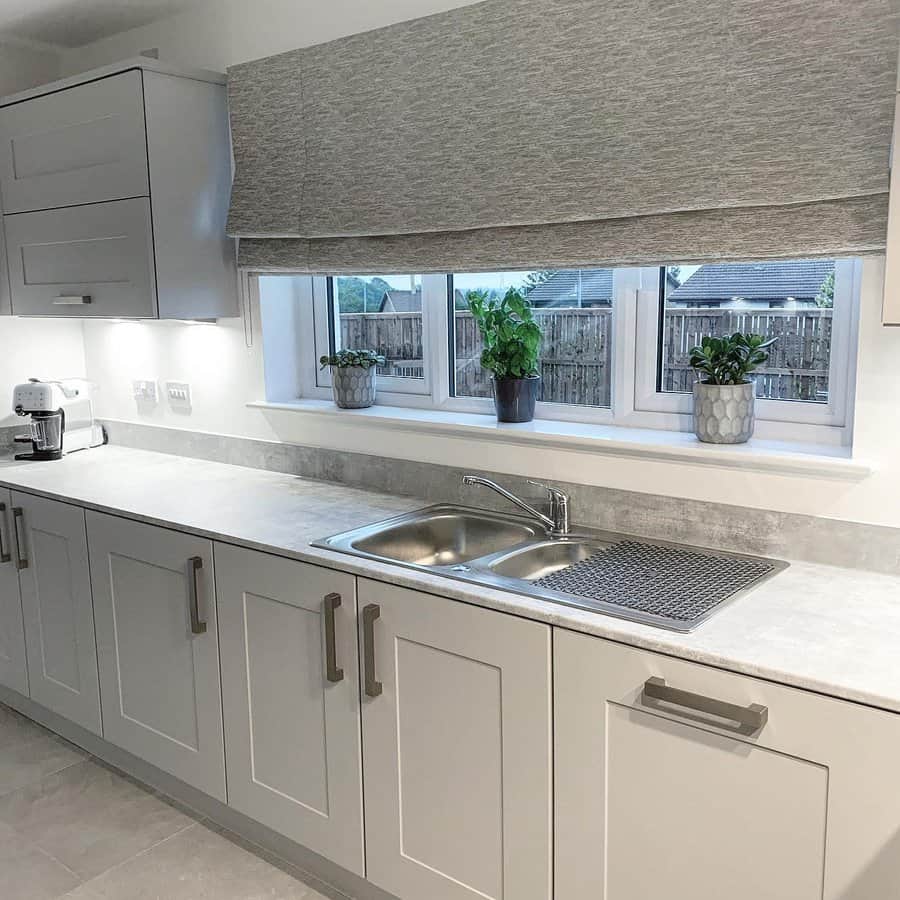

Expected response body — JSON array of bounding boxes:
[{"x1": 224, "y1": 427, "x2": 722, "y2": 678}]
[{"x1": 12, "y1": 378, "x2": 105, "y2": 461}]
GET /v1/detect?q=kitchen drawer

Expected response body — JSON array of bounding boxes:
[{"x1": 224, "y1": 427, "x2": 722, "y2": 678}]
[
  {"x1": 5, "y1": 198, "x2": 157, "y2": 318},
  {"x1": 0, "y1": 70, "x2": 149, "y2": 214}
]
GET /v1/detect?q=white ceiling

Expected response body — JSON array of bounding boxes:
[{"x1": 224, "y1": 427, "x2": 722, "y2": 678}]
[{"x1": 0, "y1": 0, "x2": 202, "y2": 50}]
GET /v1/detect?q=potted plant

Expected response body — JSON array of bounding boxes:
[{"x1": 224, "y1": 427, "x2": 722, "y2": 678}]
[
  {"x1": 468, "y1": 288, "x2": 542, "y2": 423},
  {"x1": 688, "y1": 333, "x2": 776, "y2": 444},
  {"x1": 319, "y1": 349, "x2": 386, "y2": 409}
]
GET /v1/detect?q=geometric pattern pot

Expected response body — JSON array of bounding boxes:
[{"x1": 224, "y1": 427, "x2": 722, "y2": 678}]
[
  {"x1": 692, "y1": 381, "x2": 755, "y2": 444},
  {"x1": 331, "y1": 366, "x2": 377, "y2": 409}
]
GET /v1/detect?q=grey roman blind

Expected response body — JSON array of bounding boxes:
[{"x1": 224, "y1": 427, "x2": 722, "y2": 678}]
[{"x1": 228, "y1": 0, "x2": 900, "y2": 272}]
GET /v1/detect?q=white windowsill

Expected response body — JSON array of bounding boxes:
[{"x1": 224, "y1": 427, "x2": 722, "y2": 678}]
[{"x1": 248, "y1": 400, "x2": 872, "y2": 481}]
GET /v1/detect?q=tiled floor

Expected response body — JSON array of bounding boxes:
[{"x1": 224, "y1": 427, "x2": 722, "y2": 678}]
[{"x1": 0, "y1": 703, "x2": 332, "y2": 899}]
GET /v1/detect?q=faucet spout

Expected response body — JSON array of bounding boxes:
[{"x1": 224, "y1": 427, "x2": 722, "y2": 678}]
[{"x1": 461, "y1": 475, "x2": 570, "y2": 537}]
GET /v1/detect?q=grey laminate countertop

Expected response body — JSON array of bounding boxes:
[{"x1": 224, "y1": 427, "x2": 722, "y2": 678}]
[{"x1": 2, "y1": 446, "x2": 900, "y2": 715}]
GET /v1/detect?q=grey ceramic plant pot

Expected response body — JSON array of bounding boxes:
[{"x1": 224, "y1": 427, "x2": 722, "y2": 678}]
[
  {"x1": 492, "y1": 375, "x2": 540, "y2": 423},
  {"x1": 331, "y1": 366, "x2": 377, "y2": 409},
  {"x1": 693, "y1": 381, "x2": 755, "y2": 444}
]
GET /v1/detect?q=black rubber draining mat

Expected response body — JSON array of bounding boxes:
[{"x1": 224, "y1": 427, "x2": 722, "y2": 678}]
[{"x1": 534, "y1": 540, "x2": 776, "y2": 623}]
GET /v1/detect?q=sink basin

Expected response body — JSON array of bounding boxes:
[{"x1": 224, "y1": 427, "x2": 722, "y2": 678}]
[
  {"x1": 489, "y1": 539, "x2": 612, "y2": 581},
  {"x1": 346, "y1": 508, "x2": 539, "y2": 567}
]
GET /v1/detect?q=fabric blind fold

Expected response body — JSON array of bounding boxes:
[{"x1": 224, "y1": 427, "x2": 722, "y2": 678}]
[{"x1": 227, "y1": 0, "x2": 900, "y2": 271}]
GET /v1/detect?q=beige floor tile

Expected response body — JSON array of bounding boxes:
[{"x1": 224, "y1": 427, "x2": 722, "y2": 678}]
[
  {"x1": 0, "y1": 730, "x2": 86, "y2": 797},
  {"x1": 64, "y1": 822, "x2": 327, "y2": 900},
  {"x1": 0, "y1": 759, "x2": 198, "y2": 880},
  {"x1": 0, "y1": 703, "x2": 51, "y2": 750},
  {"x1": 0, "y1": 821, "x2": 81, "y2": 900}
]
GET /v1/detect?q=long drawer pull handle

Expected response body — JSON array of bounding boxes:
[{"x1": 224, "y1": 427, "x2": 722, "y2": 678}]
[
  {"x1": 187, "y1": 556, "x2": 207, "y2": 635},
  {"x1": 642, "y1": 676, "x2": 768, "y2": 735},
  {"x1": 53, "y1": 295, "x2": 92, "y2": 306},
  {"x1": 323, "y1": 593, "x2": 344, "y2": 683},
  {"x1": 363, "y1": 604, "x2": 382, "y2": 698},
  {"x1": 0, "y1": 503, "x2": 10, "y2": 564},
  {"x1": 12, "y1": 508, "x2": 27, "y2": 570}
]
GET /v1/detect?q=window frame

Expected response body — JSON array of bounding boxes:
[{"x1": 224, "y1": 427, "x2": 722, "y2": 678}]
[{"x1": 254, "y1": 259, "x2": 861, "y2": 448}]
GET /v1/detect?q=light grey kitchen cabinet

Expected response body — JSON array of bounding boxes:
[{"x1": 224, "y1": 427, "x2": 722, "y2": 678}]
[
  {"x1": 555, "y1": 629, "x2": 900, "y2": 900},
  {"x1": 13, "y1": 492, "x2": 101, "y2": 734},
  {"x1": 358, "y1": 578, "x2": 552, "y2": 900},
  {"x1": 0, "y1": 490, "x2": 27, "y2": 695},
  {"x1": 216, "y1": 545, "x2": 364, "y2": 876},
  {"x1": 0, "y1": 60, "x2": 237, "y2": 320},
  {"x1": 4, "y1": 198, "x2": 157, "y2": 318},
  {"x1": 0, "y1": 69, "x2": 149, "y2": 214},
  {"x1": 87, "y1": 511, "x2": 226, "y2": 801}
]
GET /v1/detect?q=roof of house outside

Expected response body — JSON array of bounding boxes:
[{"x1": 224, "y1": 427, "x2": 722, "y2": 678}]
[
  {"x1": 668, "y1": 259, "x2": 835, "y2": 304},
  {"x1": 379, "y1": 289, "x2": 422, "y2": 312},
  {"x1": 525, "y1": 269, "x2": 613, "y2": 307}
]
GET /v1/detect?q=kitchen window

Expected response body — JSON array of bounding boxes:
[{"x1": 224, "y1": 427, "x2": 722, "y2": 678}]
[{"x1": 255, "y1": 258, "x2": 861, "y2": 444}]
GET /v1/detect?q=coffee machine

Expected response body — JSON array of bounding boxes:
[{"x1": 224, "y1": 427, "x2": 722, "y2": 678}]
[{"x1": 12, "y1": 379, "x2": 105, "y2": 461}]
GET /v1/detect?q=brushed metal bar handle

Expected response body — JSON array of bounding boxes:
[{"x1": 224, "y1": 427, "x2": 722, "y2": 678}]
[
  {"x1": 53, "y1": 295, "x2": 92, "y2": 306},
  {"x1": 0, "y1": 503, "x2": 10, "y2": 564},
  {"x1": 12, "y1": 508, "x2": 27, "y2": 570},
  {"x1": 323, "y1": 592, "x2": 344, "y2": 683},
  {"x1": 362, "y1": 603, "x2": 382, "y2": 698},
  {"x1": 642, "y1": 676, "x2": 768, "y2": 735},
  {"x1": 187, "y1": 556, "x2": 207, "y2": 635}
]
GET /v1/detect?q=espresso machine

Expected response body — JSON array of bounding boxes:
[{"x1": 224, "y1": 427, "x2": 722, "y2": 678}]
[{"x1": 12, "y1": 379, "x2": 105, "y2": 461}]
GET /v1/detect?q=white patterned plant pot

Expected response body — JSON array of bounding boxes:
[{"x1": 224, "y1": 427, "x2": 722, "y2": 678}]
[
  {"x1": 331, "y1": 366, "x2": 377, "y2": 409},
  {"x1": 692, "y1": 381, "x2": 755, "y2": 444}
]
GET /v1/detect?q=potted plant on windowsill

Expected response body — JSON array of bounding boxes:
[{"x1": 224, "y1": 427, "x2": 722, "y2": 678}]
[
  {"x1": 689, "y1": 333, "x2": 776, "y2": 444},
  {"x1": 319, "y1": 349, "x2": 386, "y2": 409},
  {"x1": 468, "y1": 288, "x2": 542, "y2": 423}
]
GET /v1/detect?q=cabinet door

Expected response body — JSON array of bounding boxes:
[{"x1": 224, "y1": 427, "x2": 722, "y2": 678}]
[
  {"x1": 555, "y1": 629, "x2": 900, "y2": 900},
  {"x1": 360, "y1": 578, "x2": 552, "y2": 900},
  {"x1": 217, "y1": 545, "x2": 364, "y2": 875},
  {"x1": 88, "y1": 512, "x2": 225, "y2": 801},
  {"x1": 5, "y1": 198, "x2": 157, "y2": 318},
  {"x1": 13, "y1": 492, "x2": 101, "y2": 733},
  {"x1": 0, "y1": 69, "x2": 149, "y2": 214},
  {"x1": 0, "y1": 491, "x2": 27, "y2": 695}
]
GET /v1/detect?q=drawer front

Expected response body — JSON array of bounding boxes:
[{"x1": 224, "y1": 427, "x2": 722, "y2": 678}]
[
  {"x1": 0, "y1": 70, "x2": 149, "y2": 213},
  {"x1": 5, "y1": 198, "x2": 157, "y2": 318}
]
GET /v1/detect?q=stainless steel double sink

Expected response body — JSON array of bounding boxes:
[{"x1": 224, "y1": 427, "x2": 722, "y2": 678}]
[{"x1": 313, "y1": 504, "x2": 785, "y2": 632}]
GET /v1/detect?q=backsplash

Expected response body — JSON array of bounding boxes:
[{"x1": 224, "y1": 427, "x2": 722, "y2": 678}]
[{"x1": 99, "y1": 419, "x2": 900, "y2": 576}]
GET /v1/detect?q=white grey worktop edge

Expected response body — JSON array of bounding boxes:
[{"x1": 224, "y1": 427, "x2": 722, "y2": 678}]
[{"x1": 2, "y1": 446, "x2": 899, "y2": 717}]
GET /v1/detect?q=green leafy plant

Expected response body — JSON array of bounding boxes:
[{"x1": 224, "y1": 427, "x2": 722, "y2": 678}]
[
  {"x1": 319, "y1": 349, "x2": 386, "y2": 370},
  {"x1": 688, "y1": 333, "x2": 777, "y2": 385},
  {"x1": 468, "y1": 288, "x2": 542, "y2": 380}
]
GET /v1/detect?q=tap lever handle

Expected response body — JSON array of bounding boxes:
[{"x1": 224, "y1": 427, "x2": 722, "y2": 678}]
[{"x1": 527, "y1": 480, "x2": 568, "y2": 501}]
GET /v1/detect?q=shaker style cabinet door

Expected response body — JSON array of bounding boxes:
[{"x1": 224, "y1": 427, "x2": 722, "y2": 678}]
[
  {"x1": 359, "y1": 578, "x2": 552, "y2": 900},
  {"x1": 0, "y1": 490, "x2": 27, "y2": 695},
  {"x1": 87, "y1": 511, "x2": 225, "y2": 801},
  {"x1": 0, "y1": 69, "x2": 149, "y2": 214},
  {"x1": 216, "y1": 545, "x2": 364, "y2": 876},
  {"x1": 5, "y1": 198, "x2": 157, "y2": 318},
  {"x1": 13, "y1": 492, "x2": 101, "y2": 733},
  {"x1": 554, "y1": 629, "x2": 900, "y2": 900}
]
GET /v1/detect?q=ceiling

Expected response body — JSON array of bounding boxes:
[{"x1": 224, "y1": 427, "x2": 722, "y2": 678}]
[{"x1": 0, "y1": 0, "x2": 202, "y2": 50}]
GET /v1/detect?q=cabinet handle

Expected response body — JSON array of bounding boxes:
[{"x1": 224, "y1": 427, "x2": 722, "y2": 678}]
[
  {"x1": 53, "y1": 295, "x2": 92, "y2": 306},
  {"x1": 642, "y1": 676, "x2": 768, "y2": 735},
  {"x1": 12, "y1": 508, "x2": 27, "y2": 570},
  {"x1": 362, "y1": 604, "x2": 382, "y2": 698},
  {"x1": 187, "y1": 556, "x2": 207, "y2": 635},
  {"x1": 323, "y1": 593, "x2": 344, "y2": 683},
  {"x1": 0, "y1": 503, "x2": 10, "y2": 564}
]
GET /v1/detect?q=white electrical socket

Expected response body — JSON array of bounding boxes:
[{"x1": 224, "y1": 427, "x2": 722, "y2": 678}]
[
  {"x1": 166, "y1": 381, "x2": 192, "y2": 410},
  {"x1": 132, "y1": 379, "x2": 158, "y2": 404}
]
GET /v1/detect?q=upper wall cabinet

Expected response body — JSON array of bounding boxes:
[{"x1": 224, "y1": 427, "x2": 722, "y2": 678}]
[{"x1": 0, "y1": 60, "x2": 237, "y2": 320}]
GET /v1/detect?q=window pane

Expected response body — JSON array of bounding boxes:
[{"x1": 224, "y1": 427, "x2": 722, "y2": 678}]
[
  {"x1": 332, "y1": 274, "x2": 424, "y2": 378},
  {"x1": 452, "y1": 269, "x2": 614, "y2": 408},
  {"x1": 660, "y1": 260, "x2": 838, "y2": 403}
]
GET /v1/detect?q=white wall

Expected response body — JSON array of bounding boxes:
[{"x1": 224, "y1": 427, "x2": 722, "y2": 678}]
[
  {"x1": 60, "y1": 1, "x2": 900, "y2": 529},
  {"x1": 0, "y1": 43, "x2": 87, "y2": 428},
  {"x1": 60, "y1": 0, "x2": 485, "y2": 74}
]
